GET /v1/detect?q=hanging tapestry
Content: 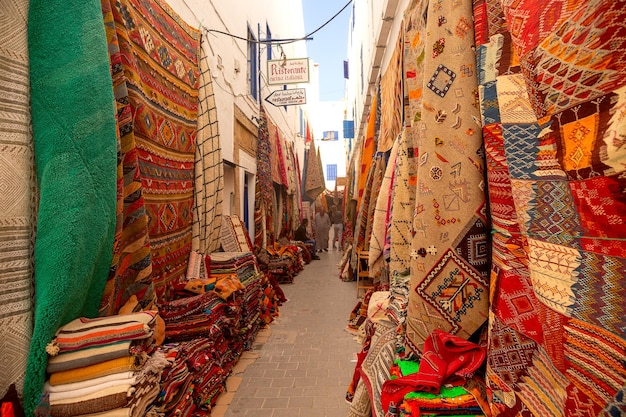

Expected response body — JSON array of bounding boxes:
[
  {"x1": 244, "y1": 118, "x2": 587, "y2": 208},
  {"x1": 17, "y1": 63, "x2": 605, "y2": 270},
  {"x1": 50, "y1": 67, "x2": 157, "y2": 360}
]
[
  {"x1": 255, "y1": 106, "x2": 273, "y2": 249},
  {"x1": 25, "y1": 1, "x2": 118, "y2": 414},
  {"x1": 110, "y1": 0, "x2": 200, "y2": 301},
  {"x1": 475, "y1": 0, "x2": 626, "y2": 415},
  {"x1": 220, "y1": 215, "x2": 253, "y2": 253},
  {"x1": 406, "y1": 0, "x2": 489, "y2": 352},
  {"x1": 275, "y1": 127, "x2": 289, "y2": 188},
  {"x1": 387, "y1": 2, "x2": 427, "y2": 278},
  {"x1": 369, "y1": 141, "x2": 398, "y2": 276},
  {"x1": 304, "y1": 141, "x2": 325, "y2": 200},
  {"x1": 0, "y1": 0, "x2": 36, "y2": 399},
  {"x1": 192, "y1": 45, "x2": 224, "y2": 254},
  {"x1": 99, "y1": 0, "x2": 154, "y2": 317},
  {"x1": 358, "y1": 94, "x2": 378, "y2": 201},
  {"x1": 378, "y1": 32, "x2": 404, "y2": 153}
]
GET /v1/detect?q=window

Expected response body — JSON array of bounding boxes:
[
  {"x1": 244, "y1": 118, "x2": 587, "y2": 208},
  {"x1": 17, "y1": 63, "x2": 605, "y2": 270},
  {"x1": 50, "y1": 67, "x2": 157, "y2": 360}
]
[
  {"x1": 266, "y1": 24, "x2": 272, "y2": 60},
  {"x1": 322, "y1": 130, "x2": 339, "y2": 141},
  {"x1": 327, "y1": 164, "x2": 337, "y2": 181},
  {"x1": 247, "y1": 27, "x2": 258, "y2": 100}
]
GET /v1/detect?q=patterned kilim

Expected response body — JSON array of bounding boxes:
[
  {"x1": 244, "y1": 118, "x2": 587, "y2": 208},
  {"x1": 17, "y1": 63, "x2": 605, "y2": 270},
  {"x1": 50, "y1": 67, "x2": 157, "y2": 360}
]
[
  {"x1": 369, "y1": 139, "x2": 399, "y2": 276},
  {"x1": 359, "y1": 320, "x2": 398, "y2": 417},
  {"x1": 255, "y1": 106, "x2": 273, "y2": 249},
  {"x1": 220, "y1": 215, "x2": 253, "y2": 253},
  {"x1": 0, "y1": 0, "x2": 35, "y2": 398},
  {"x1": 99, "y1": 0, "x2": 154, "y2": 316},
  {"x1": 406, "y1": 0, "x2": 489, "y2": 352},
  {"x1": 26, "y1": 0, "x2": 118, "y2": 414},
  {"x1": 304, "y1": 141, "x2": 325, "y2": 200},
  {"x1": 110, "y1": 0, "x2": 200, "y2": 301},
  {"x1": 475, "y1": 0, "x2": 626, "y2": 415},
  {"x1": 192, "y1": 47, "x2": 224, "y2": 254},
  {"x1": 378, "y1": 32, "x2": 404, "y2": 153}
]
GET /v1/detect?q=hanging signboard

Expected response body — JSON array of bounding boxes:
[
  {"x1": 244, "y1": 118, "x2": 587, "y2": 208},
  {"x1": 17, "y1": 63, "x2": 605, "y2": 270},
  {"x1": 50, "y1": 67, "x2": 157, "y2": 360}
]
[
  {"x1": 267, "y1": 58, "x2": 310, "y2": 85},
  {"x1": 264, "y1": 88, "x2": 307, "y2": 107}
]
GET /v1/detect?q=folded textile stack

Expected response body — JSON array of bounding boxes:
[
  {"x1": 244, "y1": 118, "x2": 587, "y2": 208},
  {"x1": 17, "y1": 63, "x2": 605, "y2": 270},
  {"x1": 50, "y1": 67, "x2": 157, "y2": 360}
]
[
  {"x1": 262, "y1": 243, "x2": 303, "y2": 284},
  {"x1": 154, "y1": 338, "x2": 234, "y2": 417},
  {"x1": 153, "y1": 252, "x2": 268, "y2": 416},
  {"x1": 209, "y1": 252, "x2": 266, "y2": 350},
  {"x1": 43, "y1": 311, "x2": 168, "y2": 417}
]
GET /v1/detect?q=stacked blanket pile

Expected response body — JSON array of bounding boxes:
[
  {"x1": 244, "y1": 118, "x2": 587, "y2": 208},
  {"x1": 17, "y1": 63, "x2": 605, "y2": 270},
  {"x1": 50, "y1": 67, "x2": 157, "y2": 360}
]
[
  {"x1": 262, "y1": 243, "x2": 304, "y2": 284},
  {"x1": 152, "y1": 252, "x2": 270, "y2": 416},
  {"x1": 43, "y1": 311, "x2": 168, "y2": 417},
  {"x1": 209, "y1": 252, "x2": 266, "y2": 350},
  {"x1": 155, "y1": 291, "x2": 240, "y2": 416}
]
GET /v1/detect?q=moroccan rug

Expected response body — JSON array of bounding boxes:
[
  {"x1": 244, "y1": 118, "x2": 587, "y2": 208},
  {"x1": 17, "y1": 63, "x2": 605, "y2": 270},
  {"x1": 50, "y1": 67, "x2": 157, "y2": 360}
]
[
  {"x1": 0, "y1": 0, "x2": 35, "y2": 400},
  {"x1": 255, "y1": 106, "x2": 273, "y2": 248},
  {"x1": 220, "y1": 215, "x2": 253, "y2": 253},
  {"x1": 109, "y1": 0, "x2": 200, "y2": 301},
  {"x1": 99, "y1": 0, "x2": 154, "y2": 317},
  {"x1": 304, "y1": 141, "x2": 325, "y2": 201},
  {"x1": 387, "y1": 0, "x2": 427, "y2": 278},
  {"x1": 475, "y1": 0, "x2": 626, "y2": 415},
  {"x1": 388, "y1": 129, "x2": 417, "y2": 276},
  {"x1": 369, "y1": 139, "x2": 399, "y2": 276},
  {"x1": 360, "y1": 319, "x2": 398, "y2": 417},
  {"x1": 191, "y1": 45, "x2": 224, "y2": 255},
  {"x1": 378, "y1": 31, "x2": 403, "y2": 154},
  {"x1": 25, "y1": 0, "x2": 118, "y2": 414},
  {"x1": 406, "y1": 0, "x2": 490, "y2": 352}
]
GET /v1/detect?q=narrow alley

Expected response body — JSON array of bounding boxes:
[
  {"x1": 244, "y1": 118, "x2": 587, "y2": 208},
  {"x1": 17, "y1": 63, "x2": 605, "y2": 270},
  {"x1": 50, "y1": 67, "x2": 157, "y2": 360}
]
[{"x1": 218, "y1": 248, "x2": 358, "y2": 417}]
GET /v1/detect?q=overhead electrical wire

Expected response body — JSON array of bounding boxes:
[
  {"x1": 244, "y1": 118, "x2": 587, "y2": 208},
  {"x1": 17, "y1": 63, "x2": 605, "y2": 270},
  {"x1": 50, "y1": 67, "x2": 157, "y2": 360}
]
[{"x1": 205, "y1": 0, "x2": 353, "y2": 45}]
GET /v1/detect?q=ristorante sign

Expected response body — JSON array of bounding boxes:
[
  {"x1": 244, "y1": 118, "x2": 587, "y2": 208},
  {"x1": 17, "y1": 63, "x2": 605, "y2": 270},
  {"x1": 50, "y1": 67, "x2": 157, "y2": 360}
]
[{"x1": 267, "y1": 58, "x2": 310, "y2": 85}]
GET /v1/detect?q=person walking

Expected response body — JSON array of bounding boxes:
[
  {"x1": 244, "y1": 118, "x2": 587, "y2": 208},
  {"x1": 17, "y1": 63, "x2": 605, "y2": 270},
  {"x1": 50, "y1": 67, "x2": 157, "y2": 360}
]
[
  {"x1": 331, "y1": 205, "x2": 343, "y2": 250},
  {"x1": 314, "y1": 207, "x2": 331, "y2": 252}
]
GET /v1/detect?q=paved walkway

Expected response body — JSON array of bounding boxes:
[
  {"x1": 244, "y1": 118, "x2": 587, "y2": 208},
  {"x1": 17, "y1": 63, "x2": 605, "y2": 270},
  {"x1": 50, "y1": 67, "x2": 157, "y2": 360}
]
[{"x1": 215, "y1": 248, "x2": 360, "y2": 417}]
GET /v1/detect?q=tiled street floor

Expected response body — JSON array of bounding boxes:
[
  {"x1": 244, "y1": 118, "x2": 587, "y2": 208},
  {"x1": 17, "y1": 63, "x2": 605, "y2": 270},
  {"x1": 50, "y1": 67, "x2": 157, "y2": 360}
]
[{"x1": 215, "y1": 247, "x2": 361, "y2": 417}]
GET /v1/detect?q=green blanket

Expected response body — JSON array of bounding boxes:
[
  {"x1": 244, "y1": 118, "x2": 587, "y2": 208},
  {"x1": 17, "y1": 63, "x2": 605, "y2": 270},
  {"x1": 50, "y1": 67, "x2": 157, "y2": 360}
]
[{"x1": 25, "y1": 1, "x2": 117, "y2": 414}]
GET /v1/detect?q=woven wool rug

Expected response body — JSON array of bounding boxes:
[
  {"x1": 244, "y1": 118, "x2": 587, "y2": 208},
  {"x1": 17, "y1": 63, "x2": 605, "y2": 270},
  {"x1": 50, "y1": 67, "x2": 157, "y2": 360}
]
[
  {"x1": 192, "y1": 45, "x2": 224, "y2": 255},
  {"x1": 304, "y1": 141, "x2": 325, "y2": 201},
  {"x1": 406, "y1": 0, "x2": 490, "y2": 352},
  {"x1": 0, "y1": 0, "x2": 35, "y2": 400},
  {"x1": 109, "y1": 0, "x2": 200, "y2": 301},
  {"x1": 220, "y1": 215, "x2": 253, "y2": 253},
  {"x1": 99, "y1": 0, "x2": 155, "y2": 317},
  {"x1": 369, "y1": 139, "x2": 398, "y2": 276},
  {"x1": 378, "y1": 32, "x2": 403, "y2": 154},
  {"x1": 475, "y1": 0, "x2": 626, "y2": 415},
  {"x1": 255, "y1": 106, "x2": 273, "y2": 249},
  {"x1": 26, "y1": 1, "x2": 118, "y2": 413}
]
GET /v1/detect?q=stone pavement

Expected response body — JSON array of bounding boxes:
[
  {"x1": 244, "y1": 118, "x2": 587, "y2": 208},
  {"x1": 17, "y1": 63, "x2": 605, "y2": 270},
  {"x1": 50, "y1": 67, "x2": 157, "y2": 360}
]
[{"x1": 214, "y1": 247, "x2": 361, "y2": 417}]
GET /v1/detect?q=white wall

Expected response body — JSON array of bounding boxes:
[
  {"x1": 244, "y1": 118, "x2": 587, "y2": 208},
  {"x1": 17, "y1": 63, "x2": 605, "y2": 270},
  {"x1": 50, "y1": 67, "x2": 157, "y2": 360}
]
[
  {"x1": 345, "y1": 0, "x2": 409, "y2": 145},
  {"x1": 165, "y1": 0, "x2": 312, "y2": 240}
]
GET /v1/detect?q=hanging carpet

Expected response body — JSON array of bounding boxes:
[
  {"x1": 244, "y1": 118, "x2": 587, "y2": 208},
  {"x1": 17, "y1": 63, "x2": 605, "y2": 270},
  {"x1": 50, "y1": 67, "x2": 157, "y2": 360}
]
[
  {"x1": 475, "y1": 0, "x2": 626, "y2": 415},
  {"x1": 191, "y1": 46, "x2": 224, "y2": 255},
  {"x1": 406, "y1": 0, "x2": 490, "y2": 352},
  {"x1": 99, "y1": 0, "x2": 155, "y2": 317},
  {"x1": 304, "y1": 141, "x2": 325, "y2": 200},
  {"x1": 25, "y1": 0, "x2": 118, "y2": 414},
  {"x1": 0, "y1": 0, "x2": 36, "y2": 400},
  {"x1": 108, "y1": 0, "x2": 200, "y2": 301}
]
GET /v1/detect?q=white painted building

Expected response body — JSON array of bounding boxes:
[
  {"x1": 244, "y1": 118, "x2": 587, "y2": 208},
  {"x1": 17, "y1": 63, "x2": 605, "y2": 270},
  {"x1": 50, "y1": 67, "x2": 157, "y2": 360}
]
[
  {"x1": 167, "y1": 0, "x2": 313, "y2": 236},
  {"x1": 345, "y1": 0, "x2": 408, "y2": 152}
]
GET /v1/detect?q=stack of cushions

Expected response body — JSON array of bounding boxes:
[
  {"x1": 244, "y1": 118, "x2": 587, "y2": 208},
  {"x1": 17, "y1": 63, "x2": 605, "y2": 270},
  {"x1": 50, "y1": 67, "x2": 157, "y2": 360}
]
[{"x1": 43, "y1": 311, "x2": 168, "y2": 417}]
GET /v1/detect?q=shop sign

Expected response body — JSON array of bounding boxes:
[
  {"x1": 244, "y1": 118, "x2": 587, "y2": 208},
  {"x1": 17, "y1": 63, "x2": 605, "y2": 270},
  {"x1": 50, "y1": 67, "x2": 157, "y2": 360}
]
[
  {"x1": 265, "y1": 88, "x2": 307, "y2": 107},
  {"x1": 267, "y1": 58, "x2": 310, "y2": 85}
]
